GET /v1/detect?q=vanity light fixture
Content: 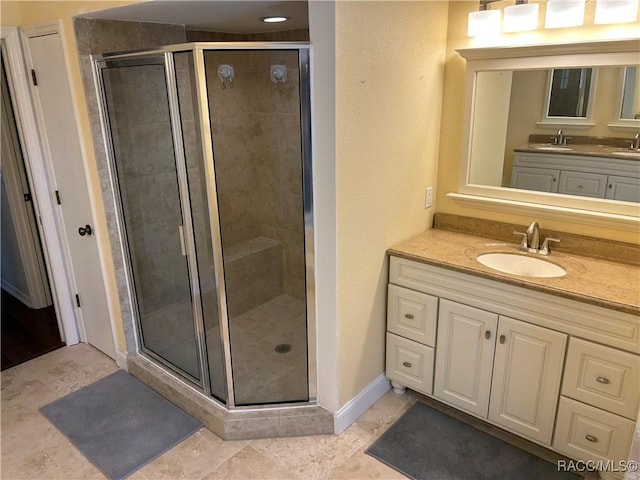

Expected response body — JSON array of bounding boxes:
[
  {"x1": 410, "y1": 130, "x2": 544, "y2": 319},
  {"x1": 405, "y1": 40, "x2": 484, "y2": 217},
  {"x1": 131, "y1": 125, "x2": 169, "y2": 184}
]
[
  {"x1": 468, "y1": 1, "x2": 502, "y2": 37},
  {"x1": 260, "y1": 16, "x2": 289, "y2": 23},
  {"x1": 503, "y1": 0, "x2": 540, "y2": 32},
  {"x1": 594, "y1": 0, "x2": 639, "y2": 24},
  {"x1": 544, "y1": 0, "x2": 586, "y2": 28}
]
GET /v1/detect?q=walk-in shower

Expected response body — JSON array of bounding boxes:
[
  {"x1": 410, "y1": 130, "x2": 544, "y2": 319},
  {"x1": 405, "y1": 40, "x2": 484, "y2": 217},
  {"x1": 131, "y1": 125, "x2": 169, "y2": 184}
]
[{"x1": 94, "y1": 43, "x2": 314, "y2": 410}]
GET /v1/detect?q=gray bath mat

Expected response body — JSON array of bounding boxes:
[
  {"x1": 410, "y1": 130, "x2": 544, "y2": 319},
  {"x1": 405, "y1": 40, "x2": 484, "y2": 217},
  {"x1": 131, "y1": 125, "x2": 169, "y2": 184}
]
[
  {"x1": 366, "y1": 402, "x2": 581, "y2": 480},
  {"x1": 40, "y1": 370, "x2": 201, "y2": 480}
]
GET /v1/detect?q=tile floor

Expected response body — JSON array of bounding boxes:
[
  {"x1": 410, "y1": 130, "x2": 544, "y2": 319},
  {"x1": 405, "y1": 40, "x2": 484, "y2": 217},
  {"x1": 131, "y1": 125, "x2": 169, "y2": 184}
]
[
  {"x1": 0, "y1": 344, "x2": 408, "y2": 479},
  {"x1": 1, "y1": 343, "x2": 591, "y2": 480}
]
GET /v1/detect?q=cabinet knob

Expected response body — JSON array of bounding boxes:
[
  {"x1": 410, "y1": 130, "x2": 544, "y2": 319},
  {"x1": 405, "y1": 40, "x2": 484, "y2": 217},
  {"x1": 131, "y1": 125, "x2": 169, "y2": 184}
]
[
  {"x1": 596, "y1": 376, "x2": 610, "y2": 385},
  {"x1": 499, "y1": 334, "x2": 506, "y2": 344},
  {"x1": 402, "y1": 361, "x2": 412, "y2": 368},
  {"x1": 485, "y1": 330, "x2": 491, "y2": 340},
  {"x1": 404, "y1": 313, "x2": 414, "y2": 320},
  {"x1": 585, "y1": 434, "x2": 598, "y2": 443}
]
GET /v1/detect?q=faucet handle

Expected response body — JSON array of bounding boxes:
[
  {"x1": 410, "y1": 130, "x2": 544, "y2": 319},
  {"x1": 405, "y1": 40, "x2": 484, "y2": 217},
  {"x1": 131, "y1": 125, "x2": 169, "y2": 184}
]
[
  {"x1": 513, "y1": 231, "x2": 528, "y2": 250},
  {"x1": 540, "y1": 237, "x2": 560, "y2": 255},
  {"x1": 563, "y1": 136, "x2": 572, "y2": 145}
]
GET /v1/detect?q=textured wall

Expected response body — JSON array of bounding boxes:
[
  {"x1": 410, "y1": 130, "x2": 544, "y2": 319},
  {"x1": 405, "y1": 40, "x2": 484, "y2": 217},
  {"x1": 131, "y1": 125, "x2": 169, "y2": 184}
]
[{"x1": 335, "y1": 0, "x2": 449, "y2": 407}]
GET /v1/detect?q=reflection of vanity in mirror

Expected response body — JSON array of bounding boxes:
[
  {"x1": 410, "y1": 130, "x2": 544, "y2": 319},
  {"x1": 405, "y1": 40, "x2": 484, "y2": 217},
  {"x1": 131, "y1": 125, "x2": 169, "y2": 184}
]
[{"x1": 454, "y1": 39, "x2": 640, "y2": 230}]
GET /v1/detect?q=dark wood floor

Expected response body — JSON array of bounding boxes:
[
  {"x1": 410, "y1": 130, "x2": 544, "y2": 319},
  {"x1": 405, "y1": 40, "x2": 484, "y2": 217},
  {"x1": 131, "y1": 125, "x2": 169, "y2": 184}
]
[{"x1": 1, "y1": 289, "x2": 65, "y2": 371}]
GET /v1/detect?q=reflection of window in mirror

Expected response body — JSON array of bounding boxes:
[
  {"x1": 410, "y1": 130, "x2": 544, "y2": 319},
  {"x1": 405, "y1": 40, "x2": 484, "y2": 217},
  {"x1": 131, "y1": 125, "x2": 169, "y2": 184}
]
[
  {"x1": 539, "y1": 68, "x2": 597, "y2": 127},
  {"x1": 620, "y1": 66, "x2": 640, "y2": 120},
  {"x1": 548, "y1": 68, "x2": 592, "y2": 116}
]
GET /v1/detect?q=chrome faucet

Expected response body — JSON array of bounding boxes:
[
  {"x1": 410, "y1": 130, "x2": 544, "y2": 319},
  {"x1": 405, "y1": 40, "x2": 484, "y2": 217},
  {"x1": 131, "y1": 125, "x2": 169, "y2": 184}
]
[
  {"x1": 551, "y1": 129, "x2": 571, "y2": 146},
  {"x1": 632, "y1": 133, "x2": 640, "y2": 150},
  {"x1": 526, "y1": 221, "x2": 540, "y2": 250},
  {"x1": 513, "y1": 221, "x2": 560, "y2": 255}
]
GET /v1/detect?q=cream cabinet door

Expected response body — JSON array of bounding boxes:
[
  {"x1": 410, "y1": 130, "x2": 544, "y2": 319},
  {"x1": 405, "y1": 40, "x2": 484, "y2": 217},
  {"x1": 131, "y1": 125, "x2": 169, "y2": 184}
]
[
  {"x1": 489, "y1": 316, "x2": 567, "y2": 445},
  {"x1": 434, "y1": 299, "x2": 498, "y2": 417}
]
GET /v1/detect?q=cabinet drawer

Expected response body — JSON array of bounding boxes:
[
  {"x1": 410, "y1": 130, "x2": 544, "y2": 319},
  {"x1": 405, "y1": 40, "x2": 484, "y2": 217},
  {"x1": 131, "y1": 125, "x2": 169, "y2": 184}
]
[
  {"x1": 386, "y1": 332, "x2": 434, "y2": 395},
  {"x1": 553, "y1": 397, "x2": 634, "y2": 464},
  {"x1": 387, "y1": 284, "x2": 438, "y2": 346},
  {"x1": 562, "y1": 338, "x2": 640, "y2": 419},
  {"x1": 558, "y1": 171, "x2": 607, "y2": 198}
]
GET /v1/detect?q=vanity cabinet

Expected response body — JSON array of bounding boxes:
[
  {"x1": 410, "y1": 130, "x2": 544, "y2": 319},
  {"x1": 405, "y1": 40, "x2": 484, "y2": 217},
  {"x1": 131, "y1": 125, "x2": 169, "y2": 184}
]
[
  {"x1": 510, "y1": 152, "x2": 640, "y2": 202},
  {"x1": 433, "y1": 300, "x2": 497, "y2": 417},
  {"x1": 386, "y1": 256, "x2": 639, "y2": 471},
  {"x1": 511, "y1": 166, "x2": 559, "y2": 193},
  {"x1": 553, "y1": 338, "x2": 640, "y2": 471},
  {"x1": 605, "y1": 176, "x2": 640, "y2": 203},
  {"x1": 433, "y1": 299, "x2": 566, "y2": 444}
]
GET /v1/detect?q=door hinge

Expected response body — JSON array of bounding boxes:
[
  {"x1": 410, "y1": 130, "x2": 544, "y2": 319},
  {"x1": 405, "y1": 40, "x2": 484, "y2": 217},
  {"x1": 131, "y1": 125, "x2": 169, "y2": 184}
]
[
  {"x1": 75, "y1": 294, "x2": 81, "y2": 308},
  {"x1": 55, "y1": 190, "x2": 61, "y2": 204},
  {"x1": 24, "y1": 192, "x2": 32, "y2": 202},
  {"x1": 31, "y1": 69, "x2": 38, "y2": 86}
]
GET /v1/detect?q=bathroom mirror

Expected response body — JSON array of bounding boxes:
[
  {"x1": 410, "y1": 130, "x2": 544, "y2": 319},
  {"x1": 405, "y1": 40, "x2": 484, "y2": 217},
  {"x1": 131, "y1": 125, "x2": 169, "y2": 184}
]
[{"x1": 455, "y1": 40, "x2": 640, "y2": 230}]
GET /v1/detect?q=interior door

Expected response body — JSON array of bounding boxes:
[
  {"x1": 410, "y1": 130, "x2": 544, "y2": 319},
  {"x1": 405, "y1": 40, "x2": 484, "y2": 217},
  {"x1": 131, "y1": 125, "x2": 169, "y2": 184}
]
[{"x1": 25, "y1": 32, "x2": 115, "y2": 358}]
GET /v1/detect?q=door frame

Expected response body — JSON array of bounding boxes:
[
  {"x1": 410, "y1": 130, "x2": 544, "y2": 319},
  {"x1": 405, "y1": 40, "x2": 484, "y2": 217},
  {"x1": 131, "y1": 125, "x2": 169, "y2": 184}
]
[
  {"x1": 1, "y1": 22, "x2": 119, "y2": 358},
  {"x1": 0, "y1": 25, "x2": 77, "y2": 344},
  {"x1": 0, "y1": 62, "x2": 52, "y2": 309}
]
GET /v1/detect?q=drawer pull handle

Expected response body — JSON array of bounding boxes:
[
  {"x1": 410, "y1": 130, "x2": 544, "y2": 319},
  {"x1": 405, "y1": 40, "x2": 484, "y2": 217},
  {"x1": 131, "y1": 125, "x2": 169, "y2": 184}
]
[
  {"x1": 596, "y1": 376, "x2": 610, "y2": 385},
  {"x1": 485, "y1": 330, "x2": 491, "y2": 340},
  {"x1": 402, "y1": 361, "x2": 412, "y2": 368},
  {"x1": 499, "y1": 334, "x2": 506, "y2": 344},
  {"x1": 585, "y1": 434, "x2": 598, "y2": 443},
  {"x1": 404, "y1": 313, "x2": 414, "y2": 319}
]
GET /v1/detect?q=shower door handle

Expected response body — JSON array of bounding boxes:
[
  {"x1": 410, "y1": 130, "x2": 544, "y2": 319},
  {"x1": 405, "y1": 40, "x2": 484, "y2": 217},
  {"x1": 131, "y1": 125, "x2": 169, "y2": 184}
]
[{"x1": 178, "y1": 225, "x2": 187, "y2": 256}]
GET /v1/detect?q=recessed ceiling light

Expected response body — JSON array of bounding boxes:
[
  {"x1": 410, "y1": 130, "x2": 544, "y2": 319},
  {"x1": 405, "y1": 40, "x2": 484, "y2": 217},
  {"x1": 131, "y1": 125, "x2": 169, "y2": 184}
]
[{"x1": 261, "y1": 16, "x2": 289, "y2": 23}]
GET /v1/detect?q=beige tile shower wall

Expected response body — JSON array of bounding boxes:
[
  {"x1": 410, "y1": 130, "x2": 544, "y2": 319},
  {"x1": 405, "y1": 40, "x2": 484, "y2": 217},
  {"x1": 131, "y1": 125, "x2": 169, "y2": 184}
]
[
  {"x1": 205, "y1": 52, "x2": 261, "y2": 247},
  {"x1": 204, "y1": 51, "x2": 306, "y2": 301},
  {"x1": 253, "y1": 51, "x2": 305, "y2": 300},
  {"x1": 105, "y1": 65, "x2": 190, "y2": 319}
]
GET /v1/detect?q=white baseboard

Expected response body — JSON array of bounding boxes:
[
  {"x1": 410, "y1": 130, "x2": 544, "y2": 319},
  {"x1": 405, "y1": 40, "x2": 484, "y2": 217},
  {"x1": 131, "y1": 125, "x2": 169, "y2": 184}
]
[
  {"x1": 115, "y1": 349, "x2": 128, "y2": 370},
  {"x1": 1, "y1": 279, "x2": 32, "y2": 307},
  {"x1": 334, "y1": 374, "x2": 390, "y2": 435}
]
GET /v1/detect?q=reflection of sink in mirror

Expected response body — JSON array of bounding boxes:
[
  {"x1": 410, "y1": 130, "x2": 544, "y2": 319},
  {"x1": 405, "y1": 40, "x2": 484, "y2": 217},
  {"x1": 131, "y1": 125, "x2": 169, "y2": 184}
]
[
  {"x1": 476, "y1": 253, "x2": 567, "y2": 278},
  {"x1": 610, "y1": 151, "x2": 640, "y2": 158},
  {"x1": 534, "y1": 145, "x2": 573, "y2": 151}
]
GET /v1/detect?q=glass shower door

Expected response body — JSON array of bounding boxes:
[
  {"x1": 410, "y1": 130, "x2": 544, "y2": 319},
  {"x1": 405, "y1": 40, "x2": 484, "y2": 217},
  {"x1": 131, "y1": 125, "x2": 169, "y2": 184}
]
[
  {"x1": 100, "y1": 57, "x2": 204, "y2": 383},
  {"x1": 204, "y1": 49, "x2": 309, "y2": 405}
]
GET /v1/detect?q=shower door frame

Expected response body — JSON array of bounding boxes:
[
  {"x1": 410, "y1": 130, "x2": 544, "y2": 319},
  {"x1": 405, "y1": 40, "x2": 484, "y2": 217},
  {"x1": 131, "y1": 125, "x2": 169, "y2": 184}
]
[
  {"x1": 94, "y1": 53, "x2": 210, "y2": 391},
  {"x1": 93, "y1": 42, "x2": 316, "y2": 409}
]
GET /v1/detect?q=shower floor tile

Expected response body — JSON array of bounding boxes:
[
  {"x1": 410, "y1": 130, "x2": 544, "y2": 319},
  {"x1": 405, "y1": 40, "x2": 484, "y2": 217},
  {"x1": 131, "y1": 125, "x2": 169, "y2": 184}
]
[{"x1": 226, "y1": 294, "x2": 308, "y2": 405}]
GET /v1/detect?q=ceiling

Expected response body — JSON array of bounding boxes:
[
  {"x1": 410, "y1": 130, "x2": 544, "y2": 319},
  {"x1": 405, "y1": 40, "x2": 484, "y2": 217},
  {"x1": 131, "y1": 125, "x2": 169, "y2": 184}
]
[{"x1": 80, "y1": 0, "x2": 309, "y2": 33}]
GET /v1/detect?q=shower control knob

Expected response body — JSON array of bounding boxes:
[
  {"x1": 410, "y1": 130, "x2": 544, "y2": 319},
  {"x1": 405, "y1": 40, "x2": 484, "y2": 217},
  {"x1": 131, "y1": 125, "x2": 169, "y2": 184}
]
[{"x1": 78, "y1": 224, "x2": 93, "y2": 236}]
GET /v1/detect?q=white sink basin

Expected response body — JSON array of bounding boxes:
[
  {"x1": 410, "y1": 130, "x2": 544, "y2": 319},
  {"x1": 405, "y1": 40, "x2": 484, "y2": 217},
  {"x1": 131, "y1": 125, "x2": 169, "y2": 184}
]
[
  {"x1": 610, "y1": 151, "x2": 640, "y2": 158},
  {"x1": 477, "y1": 253, "x2": 566, "y2": 278},
  {"x1": 534, "y1": 145, "x2": 573, "y2": 151}
]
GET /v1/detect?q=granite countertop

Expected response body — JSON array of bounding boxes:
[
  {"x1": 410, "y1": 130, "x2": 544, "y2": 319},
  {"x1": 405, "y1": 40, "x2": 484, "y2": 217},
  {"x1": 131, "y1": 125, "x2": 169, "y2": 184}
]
[
  {"x1": 387, "y1": 229, "x2": 640, "y2": 315},
  {"x1": 514, "y1": 143, "x2": 640, "y2": 161}
]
